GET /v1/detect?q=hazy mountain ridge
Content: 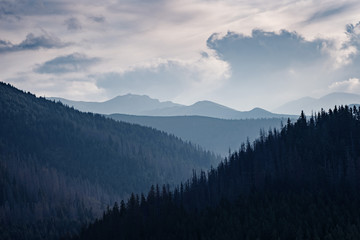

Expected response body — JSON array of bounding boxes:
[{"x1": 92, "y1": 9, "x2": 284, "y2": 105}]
[
  {"x1": 274, "y1": 92, "x2": 360, "y2": 115},
  {"x1": 109, "y1": 114, "x2": 285, "y2": 156},
  {"x1": 144, "y1": 100, "x2": 293, "y2": 119},
  {"x1": 51, "y1": 95, "x2": 295, "y2": 119},
  {"x1": 0, "y1": 82, "x2": 218, "y2": 240},
  {"x1": 49, "y1": 94, "x2": 181, "y2": 115}
]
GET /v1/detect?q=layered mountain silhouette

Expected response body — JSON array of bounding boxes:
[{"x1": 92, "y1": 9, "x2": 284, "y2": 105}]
[
  {"x1": 0, "y1": 82, "x2": 218, "y2": 240},
  {"x1": 109, "y1": 114, "x2": 285, "y2": 156},
  {"x1": 274, "y1": 92, "x2": 360, "y2": 115},
  {"x1": 69, "y1": 105, "x2": 360, "y2": 240},
  {"x1": 50, "y1": 95, "x2": 294, "y2": 119},
  {"x1": 49, "y1": 94, "x2": 181, "y2": 115},
  {"x1": 141, "y1": 101, "x2": 292, "y2": 119}
]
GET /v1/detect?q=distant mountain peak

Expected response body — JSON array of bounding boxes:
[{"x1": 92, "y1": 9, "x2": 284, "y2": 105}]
[
  {"x1": 110, "y1": 93, "x2": 155, "y2": 101},
  {"x1": 274, "y1": 92, "x2": 360, "y2": 115},
  {"x1": 320, "y1": 92, "x2": 360, "y2": 101},
  {"x1": 191, "y1": 100, "x2": 214, "y2": 106},
  {"x1": 191, "y1": 100, "x2": 233, "y2": 108},
  {"x1": 50, "y1": 93, "x2": 181, "y2": 115},
  {"x1": 250, "y1": 107, "x2": 270, "y2": 113}
]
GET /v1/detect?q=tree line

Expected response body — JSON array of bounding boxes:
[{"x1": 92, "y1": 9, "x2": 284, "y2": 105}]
[
  {"x1": 0, "y1": 82, "x2": 218, "y2": 240},
  {"x1": 71, "y1": 105, "x2": 360, "y2": 240}
]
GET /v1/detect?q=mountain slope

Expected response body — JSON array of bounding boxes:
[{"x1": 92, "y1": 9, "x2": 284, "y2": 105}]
[
  {"x1": 0, "y1": 82, "x2": 218, "y2": 240},
  {"x1": 71, "y1": 106, "x2": 360, "y2": 240},
  {"x1": 274, "y1": 92, "x2": 360, "y2": 114},
  {"x1": 109, "y1": 114, "x2": 285, "y2": 156}
]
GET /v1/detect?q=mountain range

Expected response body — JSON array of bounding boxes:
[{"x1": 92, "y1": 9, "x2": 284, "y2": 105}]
[
  {"x1": 274, "y1": 92, "x2": 360, "y2": 115},
  {"x1": 50, "y1": 95, "x2": 294, "y2": 119},
  {"x1": 109, "y1": 114, "x2": 285, "y2": 156},
  {"x1": 51, "y1": 92, "x2": 360, "y2": 118},
  {"x1": 49, "y1": 94, "x2": 181, "y2": 115}
]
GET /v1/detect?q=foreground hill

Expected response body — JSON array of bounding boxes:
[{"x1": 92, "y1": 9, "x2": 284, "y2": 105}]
[
  {"x1": 52, "y1": 95, "x2": 294, "y2": 119},
  {"x1": 274, "y1": 92, "x2": 360, "y2": 115},
  {"x1": 109, "y1": 114, "x2": 285, "y2": 156},
  {"x1": 0, "y1": 82, "x2": 217, "y2": 240},
  {"x1": 72, "y1": 106, "x2": 360, "y2": 240}
]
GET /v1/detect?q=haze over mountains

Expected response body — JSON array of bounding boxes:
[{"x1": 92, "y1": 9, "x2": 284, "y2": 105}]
[
  {"x1": 51, "y1": 95, "x2": 293, "y2": 156},
  {"x1": 109, "y1": 114, "x2": 285, "y2": 156},
  {"x1": 49, "y1": 94, "x2": 181, "y2": 115},
  {"x1": 274, "y1": 92, "x2": 360, "y2": 115},
  {"x1": 50, "y1": 92, "x2": 360, "y2": 156},
  {"x1": 50, "y1": 95, "x2": 294, "y2": 119},
  {"x1": 51, "y1": 92, "x2": 360, "y2": 119}
]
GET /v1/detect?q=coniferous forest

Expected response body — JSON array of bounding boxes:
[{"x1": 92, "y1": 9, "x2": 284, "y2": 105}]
[
  {"x1": 0, "y1": 82, "x2": 218, "y2": 240},
  {"x1": 3, "y1": 0, "x2": 360, "y2": 239},
  {"x1": 70, "y1": 106, "x2": 360, "y2": 240},
  {"x1": 2, "y1": 81, "x2": 360, "y2": 239}
]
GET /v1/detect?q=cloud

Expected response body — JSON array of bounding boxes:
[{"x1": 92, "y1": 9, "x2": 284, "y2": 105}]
[
  {"x1": 305, "y1": 4, "x2": 353, "y2": 24},
  {"x1": 34, "y1": 53, "x2": 100, "y2": 74},
  {"x1": 0, "y1": 0, "x2": 69, "y2": 18},
  {"x1": 64, "y1": 17, "x2": 82, "y2": 31},
  {"x1": 1, "y1": 0, "x2": 360, "y2": 110},
  {"x1": 89, "y1": 15, "x2": 105, "y2": 23},
  {"x1": 338, "y1": 21, "x2": 360, "y2": 76},
  {"x1": 347, "y1": 21, "x2": 360, "y2": 35},
  {"x1": 203, "y1": 29, "x2": 351, "y2": 109},
  {"x1": 0, "y1": 32, "x2": 70, "y2": 53},
  {"x1": 6, "y1": 73, "x2": 104, "y2": 101},
  {"x1": 345, "y1": 21, "x2": 360, "y2": 50},
  {"x1": 207, "y1": 29, "x2": 330, "y2": 81},
  {"x1": 0, "y1": 39, "x2": 13, "y2": 48},
  {"x1": 93, "y1": 54, "x2": 229, "y2": 102},
  {"x1": 329, "y1": 78, "x2": 360, "y2": 93}
]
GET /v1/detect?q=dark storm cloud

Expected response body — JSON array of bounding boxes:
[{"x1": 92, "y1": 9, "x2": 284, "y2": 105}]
[
  {"x1": 305, "y1": 4, "x2": 353, "y2": 23},
  {"x1": 64, "y1": 17, "x2": 82, "y2": 31},
  {"x1": 34, "y1": 53, "x2": 100, "y2": 74},
  {"x1": 0, "y1": 33, "x2": 70, "y2": 53}
]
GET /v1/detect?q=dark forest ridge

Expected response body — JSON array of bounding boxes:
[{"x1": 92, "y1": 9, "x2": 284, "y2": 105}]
[
  {"x1": 50, "y1": 95, "x2": 295, "y2": 119},
  {"x1": 72, "y1": 105, "x2": 360, "y2": 240},
  {"x1": 0, "y1": 82, "x2": 218, "y2": 240}
]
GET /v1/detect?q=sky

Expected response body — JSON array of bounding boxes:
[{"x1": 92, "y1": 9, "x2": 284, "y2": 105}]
[{"x1": 1, "y1": 0, "x2": 360, "y2": 111}]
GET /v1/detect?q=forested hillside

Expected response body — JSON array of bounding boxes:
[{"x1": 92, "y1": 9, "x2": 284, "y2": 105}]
[
  {"x1": 72, "y1": 106, "x2": 360, "y2": 240},
  {"x1": 0, "y1": 82, "x2": 218, "y2": 240}
]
